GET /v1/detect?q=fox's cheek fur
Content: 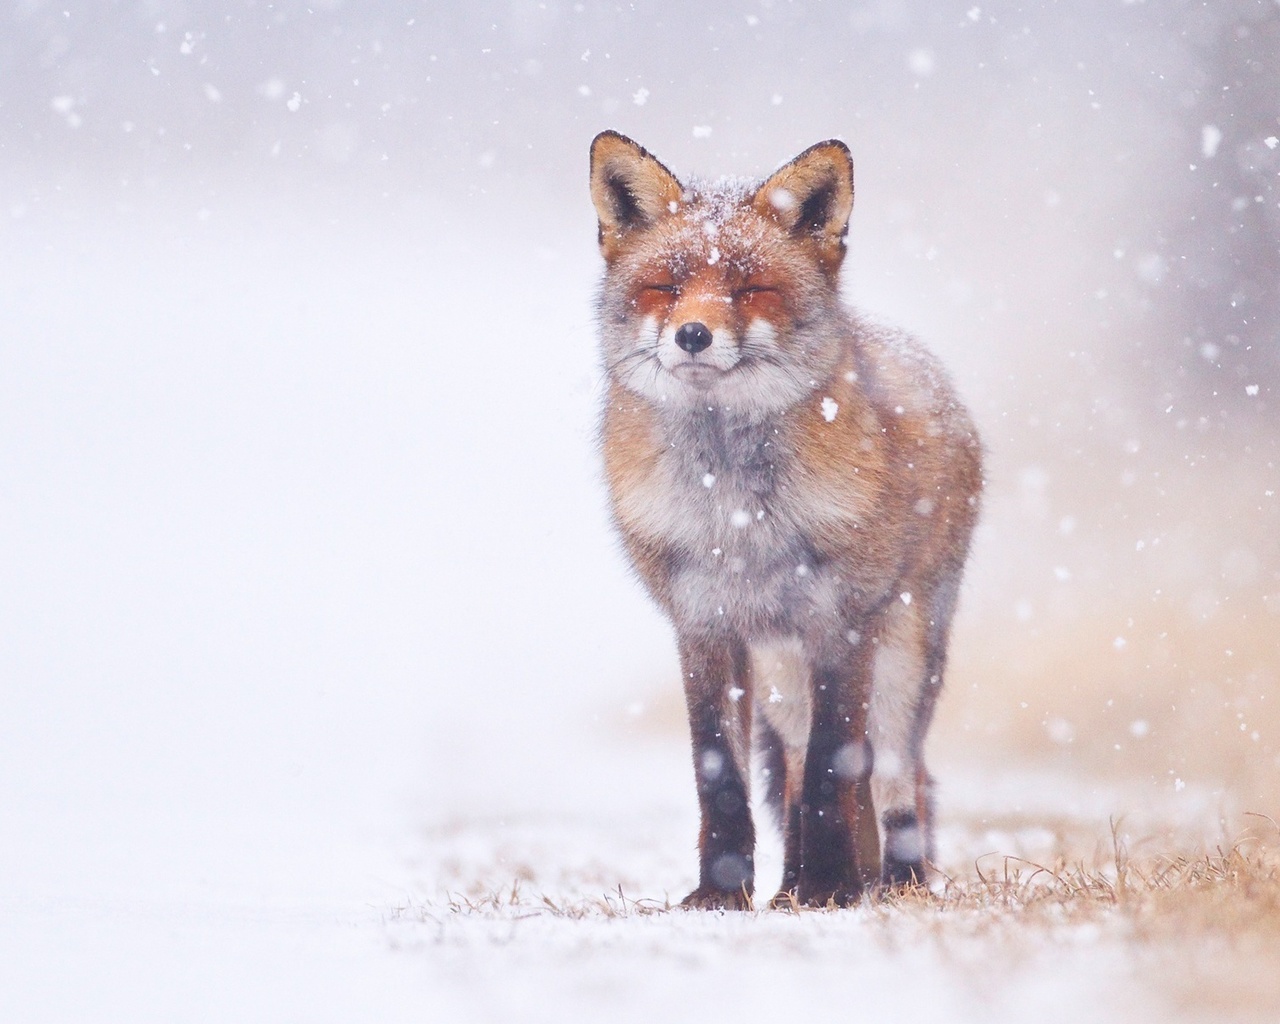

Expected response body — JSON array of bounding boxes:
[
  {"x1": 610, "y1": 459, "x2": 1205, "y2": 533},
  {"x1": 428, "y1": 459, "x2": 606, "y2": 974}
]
[
  {"x1": 634, "y1": 314, "x2": 659, "y2": 350},
  {"x1": 741, "y1": 318, "x2": 779, "y2": 350}
]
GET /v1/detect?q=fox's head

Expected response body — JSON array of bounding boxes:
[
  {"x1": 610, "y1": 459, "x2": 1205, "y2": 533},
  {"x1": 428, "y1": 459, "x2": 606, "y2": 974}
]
[{"x1": 590, "y1": 131, "x2": 855, "y2": 417}]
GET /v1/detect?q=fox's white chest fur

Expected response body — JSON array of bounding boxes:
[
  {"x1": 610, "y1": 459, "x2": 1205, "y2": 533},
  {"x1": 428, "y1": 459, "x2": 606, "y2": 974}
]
[{"x1": 617, "y1": 407, "x2": 854, "y2": 638}]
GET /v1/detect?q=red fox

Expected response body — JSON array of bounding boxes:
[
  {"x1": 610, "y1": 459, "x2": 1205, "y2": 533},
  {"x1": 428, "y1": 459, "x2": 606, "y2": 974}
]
[{"x1": 590, "y1": 131, "x2": 982, "y2": 909}]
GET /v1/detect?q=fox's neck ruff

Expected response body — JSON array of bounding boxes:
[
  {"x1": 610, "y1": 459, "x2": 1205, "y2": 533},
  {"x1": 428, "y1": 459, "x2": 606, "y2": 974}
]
[{"x1": 660, "y1": 404, "x2": 785, "y2": 495}]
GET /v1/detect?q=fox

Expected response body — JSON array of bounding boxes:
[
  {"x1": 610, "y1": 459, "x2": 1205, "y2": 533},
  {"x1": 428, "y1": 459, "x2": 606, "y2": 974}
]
[{"x1": 589, "y1": 130, "x2": 983, "y2": 909}]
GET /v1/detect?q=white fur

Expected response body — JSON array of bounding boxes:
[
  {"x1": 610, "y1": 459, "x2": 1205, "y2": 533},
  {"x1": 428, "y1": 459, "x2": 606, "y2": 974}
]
[
  {"x1": 868, "y1": 602, "x2": 927, "y2": 828},
  {"x1": 750, "y1": 638, "x2": 812, "y2": 750}
]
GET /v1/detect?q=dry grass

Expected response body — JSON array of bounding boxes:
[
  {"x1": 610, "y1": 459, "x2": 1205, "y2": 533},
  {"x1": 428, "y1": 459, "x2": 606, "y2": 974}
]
[
  {"x1": 406, "y1": 823, "x2": 1280, "y2": 935},
  {"x1": 404, "y1": 880, "x2": 673, "y2": 921},
  {"x1": 895, "y1": 824, "x2": 1280, "y2": 933}
]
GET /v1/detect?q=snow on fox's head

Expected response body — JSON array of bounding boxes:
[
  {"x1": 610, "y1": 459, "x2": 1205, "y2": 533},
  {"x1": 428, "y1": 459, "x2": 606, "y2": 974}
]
[{"x1": 590, "y1": 131, "x2": 855, "y2": 416}]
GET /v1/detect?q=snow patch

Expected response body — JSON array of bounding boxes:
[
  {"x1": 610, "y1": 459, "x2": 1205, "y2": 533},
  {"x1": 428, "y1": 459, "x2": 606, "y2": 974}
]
[
  {"x1": 832, "y1": 741, "x2": 869, "y2": 779},
  {"x1": 768, "y1": 188, "x2": 795, "y2": 212}
]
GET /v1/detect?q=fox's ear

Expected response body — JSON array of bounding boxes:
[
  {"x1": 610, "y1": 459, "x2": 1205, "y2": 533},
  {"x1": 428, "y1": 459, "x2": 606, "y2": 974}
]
[
  {"x1": 590, "y1": 131, "x2": 683, "y2": 261},
  {"x1": 752, "y1": 140, "x2": 854, "y2": 275}
]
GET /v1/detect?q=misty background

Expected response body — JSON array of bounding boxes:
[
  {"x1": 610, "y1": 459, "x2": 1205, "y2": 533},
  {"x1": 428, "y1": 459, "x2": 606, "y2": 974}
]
[{"x1": 2, "y1": 2, "x2": 1278, "y2": 1001}]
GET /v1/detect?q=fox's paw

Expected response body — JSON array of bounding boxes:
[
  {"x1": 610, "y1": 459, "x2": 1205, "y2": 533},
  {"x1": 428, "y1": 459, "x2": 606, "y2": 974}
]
[
  {"x1": 680, "y1": 885, "x2": 753, "y2": 911},
  {"x1": 881, "y1": 858, "x2": 928, "y2": 894},
  {"x1": 794, "y1": 880, "x2": 863, "y2": 908}
]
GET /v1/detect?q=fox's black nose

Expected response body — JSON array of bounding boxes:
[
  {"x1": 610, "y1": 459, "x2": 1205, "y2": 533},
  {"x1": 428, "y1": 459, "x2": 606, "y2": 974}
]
[{"x1": 674, "y1": 322, "x2": 713, "y2": 354}]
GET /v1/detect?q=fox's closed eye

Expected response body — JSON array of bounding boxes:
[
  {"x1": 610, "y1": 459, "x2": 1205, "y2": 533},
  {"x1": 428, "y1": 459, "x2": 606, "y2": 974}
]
[
  {"x1": 735, "y1": 285, "x2": 781, "y2": 306},
  {"x1": 644, "y1": 284, "x2": 679, "y2": 294}
]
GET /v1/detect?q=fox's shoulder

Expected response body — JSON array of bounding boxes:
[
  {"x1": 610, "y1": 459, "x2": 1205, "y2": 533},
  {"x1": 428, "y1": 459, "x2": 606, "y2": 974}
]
[
  {"x1": 845, "y1": 317, "x2": 967, "y2": 425},
  {"x1": 784, "y1": 313, "x2": 981, "y2": 526}
]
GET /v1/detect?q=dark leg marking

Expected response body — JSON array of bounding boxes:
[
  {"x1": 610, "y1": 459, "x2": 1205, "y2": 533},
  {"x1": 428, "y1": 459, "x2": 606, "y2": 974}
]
[
  {"x1": 758, "y1": 720, "x2": 786, "y2": 823},
  {"x1": 680, "y1": 636, "x2": 755, "y2": 910},
  {"x1": 794, "y1": 664, "x2": 867, "y2": 907}
]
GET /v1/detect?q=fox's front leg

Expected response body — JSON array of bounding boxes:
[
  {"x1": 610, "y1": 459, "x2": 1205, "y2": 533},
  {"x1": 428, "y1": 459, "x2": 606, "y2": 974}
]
[
  {"x1": 678, "y1": 632, "x2": 755, "y2": 910},
  {"x1": 795, "y1": 635, "x2": 874, "y2": 907}
]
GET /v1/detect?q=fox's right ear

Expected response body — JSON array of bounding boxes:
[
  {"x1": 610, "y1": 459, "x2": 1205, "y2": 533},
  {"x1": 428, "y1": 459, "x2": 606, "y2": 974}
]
[{"x1": 590, "y1": 131, "x2": 682, "y2": 261}]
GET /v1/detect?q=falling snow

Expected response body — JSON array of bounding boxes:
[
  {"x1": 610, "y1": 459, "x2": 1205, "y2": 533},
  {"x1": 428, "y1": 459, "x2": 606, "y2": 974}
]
[
  {"x1": 1200, "y1": 124, "x2": 1222, "y2": 159},
  {"x1": 4, "y1": 7, "x2": 1278, "y2": 1023}
]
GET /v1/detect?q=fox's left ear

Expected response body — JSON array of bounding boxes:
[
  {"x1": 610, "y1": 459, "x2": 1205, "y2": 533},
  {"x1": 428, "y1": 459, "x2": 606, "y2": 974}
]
[
  {"x1": 590, "y1": 131, "x2": 683, "y2": 262},
  {"x1": 752, "y1": 140, "x2": 854, "y2": 275}
]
